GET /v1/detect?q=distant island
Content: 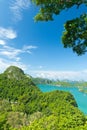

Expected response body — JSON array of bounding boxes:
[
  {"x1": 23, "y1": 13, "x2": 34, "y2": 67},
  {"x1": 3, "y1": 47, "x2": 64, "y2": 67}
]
[
  {"x1": 0, "y1": 66, "x2": 87, "y2": 130},
  {"x1": 32, "y1": 77, "x2": 87, "y2": 94}
]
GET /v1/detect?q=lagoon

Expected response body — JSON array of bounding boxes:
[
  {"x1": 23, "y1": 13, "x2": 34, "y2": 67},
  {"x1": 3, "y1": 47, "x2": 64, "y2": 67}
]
[{"x1": 37, "y1": 84, "x2": 87, "y2": 115}]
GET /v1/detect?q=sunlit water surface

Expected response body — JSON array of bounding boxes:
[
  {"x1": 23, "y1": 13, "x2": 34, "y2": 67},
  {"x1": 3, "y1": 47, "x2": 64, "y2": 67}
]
[{"x1": 37, "y1": 84, "x2": 87, "y2": 115}]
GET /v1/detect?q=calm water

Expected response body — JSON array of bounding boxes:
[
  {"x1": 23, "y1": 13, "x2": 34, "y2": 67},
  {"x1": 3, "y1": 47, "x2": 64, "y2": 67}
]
[{"x1": 37, "y1": 84, "x2": 87, "y2": 115}]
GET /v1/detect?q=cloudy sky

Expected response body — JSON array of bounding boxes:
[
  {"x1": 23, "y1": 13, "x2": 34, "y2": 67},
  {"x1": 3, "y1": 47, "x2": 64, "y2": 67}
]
[{"x1": 0, "y1": 0, "x2": 87, "y2": 80}]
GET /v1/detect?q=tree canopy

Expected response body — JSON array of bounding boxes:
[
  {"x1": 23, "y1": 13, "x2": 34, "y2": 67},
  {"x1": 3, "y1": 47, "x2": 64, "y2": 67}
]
[
  {"x1": 1, "y1": 66, "x2": 87, "y2": 129},
  {"x1": 32, "y1": 0, "x2": 87, "y2": 55}
]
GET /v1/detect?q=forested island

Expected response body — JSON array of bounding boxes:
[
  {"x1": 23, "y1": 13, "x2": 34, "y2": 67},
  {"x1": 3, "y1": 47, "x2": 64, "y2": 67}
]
[
  {"x1": 0, "y1": 66, "x2": 87, "y2": 130},
  {"x1": 33, "y1": 77, "x2": 87, "y2": 94}
]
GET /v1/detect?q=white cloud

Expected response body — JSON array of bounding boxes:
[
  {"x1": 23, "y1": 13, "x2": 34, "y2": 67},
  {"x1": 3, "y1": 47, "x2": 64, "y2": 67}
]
[
  {"x1": 0, "y1": 40, "x2": 6, "y2": 45},
  {"x1": 10, "y1": 0, "x2": 31, "y2": 21},
  {"x1": 29, "y1": 70, "x2": 87, "y2": 81},
  {"x1": 0, "y1": 58, "x2": 28, "y2": 73},
  {"x1": 0, "y1": 46, "x2": 21, "y2": 61},
  {"x1": 0, "y1": 27, "x2": 17, "y2": 39},
  {"x1": 23, "y1": 45, "x2": 38, "y2": 54},
  {"x1": 23, "y1": 45, "x2": 37, "y2": 50},
  {"x1": 0, "y1": 45, "x2": 37, "y2": 61}
]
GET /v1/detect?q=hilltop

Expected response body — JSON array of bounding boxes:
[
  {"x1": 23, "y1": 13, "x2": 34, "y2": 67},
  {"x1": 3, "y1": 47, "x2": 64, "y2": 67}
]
[
  {"x1": 0, "y1": 66, "x2": 87, "y2": 130},
  {"x1": 0, "y1": 66, "x2": 41, "y2": 101},
  {"x1": 4, "y1": 66, "x2": 25, "y2": 80}
]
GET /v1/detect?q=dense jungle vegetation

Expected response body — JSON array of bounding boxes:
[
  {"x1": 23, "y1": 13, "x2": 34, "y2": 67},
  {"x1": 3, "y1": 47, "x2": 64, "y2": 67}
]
[{"x1": 0, "y1": 66, "x2": 87, "y2": 130}]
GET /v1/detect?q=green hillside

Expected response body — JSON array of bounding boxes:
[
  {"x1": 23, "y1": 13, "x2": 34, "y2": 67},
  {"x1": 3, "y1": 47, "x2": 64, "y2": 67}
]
[
  {"x1": 0, "y1": 66, "x2": 41, "y2": 101},
  {"x1": 4, "y1": 66, "x2": 25, "y2": 80},
  {"x1": 0, "y1": 66, "x2": 87, "y2": 130}
]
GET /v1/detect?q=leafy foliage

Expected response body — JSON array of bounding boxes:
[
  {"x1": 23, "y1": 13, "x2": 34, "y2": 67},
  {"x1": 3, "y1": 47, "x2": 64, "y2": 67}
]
[
  {"x1": 0, "y1": 66, "x2": 87, "y2": 129},
  {"x1": 0, "y1": 66, "x2": 41, "y2": 101},
  {"x1": 32, "y1": 0, "x2": 87, "y2": 21},
  {"x1": 62, "y1": 14, "x2": 87, "y2": 55},
  {"x1": 32, "y1": 0, "x2": 87, "y2": 55}
]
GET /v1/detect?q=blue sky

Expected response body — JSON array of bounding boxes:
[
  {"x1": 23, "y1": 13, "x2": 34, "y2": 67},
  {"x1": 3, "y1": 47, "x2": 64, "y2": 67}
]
[{"x1": 0, "y1": 0, "x2": 87, "y2": 80}]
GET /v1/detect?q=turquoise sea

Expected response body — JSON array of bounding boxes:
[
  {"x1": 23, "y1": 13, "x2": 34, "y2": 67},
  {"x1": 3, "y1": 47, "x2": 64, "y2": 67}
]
[{"x1": 37, "y1": 84, "x2": 87, "y2": 115}]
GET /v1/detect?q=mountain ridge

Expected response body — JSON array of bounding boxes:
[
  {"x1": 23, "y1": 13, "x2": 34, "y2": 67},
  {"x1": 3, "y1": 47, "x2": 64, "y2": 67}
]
[{"x1": 0, "y1": 65, "x2": 87, "y2": 130}]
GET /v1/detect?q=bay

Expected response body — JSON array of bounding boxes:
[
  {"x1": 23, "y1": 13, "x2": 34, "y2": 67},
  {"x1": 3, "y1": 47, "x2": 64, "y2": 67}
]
[{"x1": 37, "y1": 84, "x2": 87, "y2": 115}]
